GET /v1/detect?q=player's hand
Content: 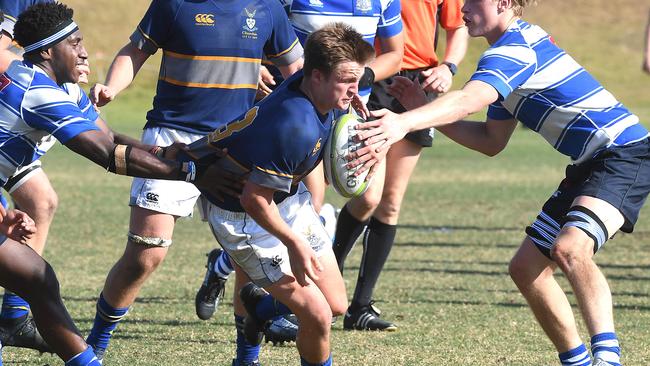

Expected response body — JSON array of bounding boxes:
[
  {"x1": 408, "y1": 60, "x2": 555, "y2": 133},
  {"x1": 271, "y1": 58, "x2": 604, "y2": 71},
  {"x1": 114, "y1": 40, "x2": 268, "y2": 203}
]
[
  {"x1": 287, "y1": 242, "x2": 322, "y2": 286},
  {"x1": 347, "y1": 109, "x2": 407, "y2": 174},
  {"x1": 420, "y1": 65, "x2": 452, "y2": 94},
  {"x1": 77, "y1": 59, "x2": 90, "y2": 85},
  {"x1": 162, "y1": 141, "x2": 193, "y2": 160},
  {"x1": 194, "y1": 164, "x2": 247, "y2": 201},
  {"x1": 256, "y1": 65, "x2": 276, "y2": 100},
  {"x1": 0, "y1": 208, "x2": 36, "y2": 245},
  {"x1": 350, "y1": 94, "x2": 369, "y2": 120},
  {"x1": 90, "y1": 83, "x2": 115, "y2": 107},
  {"x1": 387, "y1": 76, "x2": 428, "y2": 111}
]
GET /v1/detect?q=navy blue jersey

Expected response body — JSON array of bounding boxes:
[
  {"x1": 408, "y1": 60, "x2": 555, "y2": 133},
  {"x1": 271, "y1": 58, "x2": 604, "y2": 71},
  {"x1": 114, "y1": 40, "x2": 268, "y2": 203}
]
[
  {"x1": 0, "y1": 0, "x2": 53, "y2": 38},
  {"x1": 132, "y1": 0, "x2": 302, "y2": 134},
  {"x1": 191, "y1": 71, "x2": 333, "y2": 211}
]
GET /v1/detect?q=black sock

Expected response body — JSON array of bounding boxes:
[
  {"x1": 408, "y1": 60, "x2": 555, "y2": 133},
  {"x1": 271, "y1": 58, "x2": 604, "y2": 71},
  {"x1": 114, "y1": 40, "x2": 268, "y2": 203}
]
[
  {"x1": 350, "y1": 217, "x2": 396, "y2": 310},
  {"x1": 332, "y1": 205, "x2": 369, "y2": 273}
]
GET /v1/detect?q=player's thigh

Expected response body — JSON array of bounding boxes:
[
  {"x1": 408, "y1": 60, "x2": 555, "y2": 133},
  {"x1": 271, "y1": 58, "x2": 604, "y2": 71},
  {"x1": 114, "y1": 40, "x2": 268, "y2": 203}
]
[
  {"x1": 9, "y1": 167, "x2": 58, "y2": 218},
  {"x1": 310, "y1": 249, "x2": 347, "y2": 315},
  {"x1": 346, "y1": 157, "x2": 387, "y2": 219},
  {"x1": 375, "y1": 138, "x2": 423, "y2": 222}
]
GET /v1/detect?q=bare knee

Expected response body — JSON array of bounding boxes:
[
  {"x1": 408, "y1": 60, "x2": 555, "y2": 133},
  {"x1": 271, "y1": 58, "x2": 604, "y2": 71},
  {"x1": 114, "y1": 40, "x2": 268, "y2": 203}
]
[
  {"x1": 118, "y1": 243, "x2": 167, "y2": 279},
  {"x1": 550, "y1": 240, "x2": 590, "y2": 274},
  {"x1": 298, "y1": 303, "x2": 332, "y2": 335},
  {"x1": 330, "y1": 297, "x2": 347, "y2": 317}
]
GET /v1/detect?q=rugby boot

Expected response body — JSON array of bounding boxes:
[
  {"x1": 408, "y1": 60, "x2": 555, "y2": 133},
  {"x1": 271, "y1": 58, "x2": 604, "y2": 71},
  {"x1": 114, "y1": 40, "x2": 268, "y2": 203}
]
[
  {"x1": 0, "y1": 314, "x2": 51, "y2": 353},
  {"x1": 343, "y1": 301, "x2": 397, "y2": 331},
  {"x1": 239, "y1": 282, "x2": 268, "y2": 345},
  {"x1": 195, "y1": 248, "x2": 228, "y2": 320},
  {"x1": 264, "y1": 314, "x2": 298, "y2": 345}
]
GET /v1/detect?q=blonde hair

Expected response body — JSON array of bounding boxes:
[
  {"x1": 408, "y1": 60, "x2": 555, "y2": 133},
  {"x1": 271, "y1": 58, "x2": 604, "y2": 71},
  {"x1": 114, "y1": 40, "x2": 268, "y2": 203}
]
[{"x1": 511, "y1": 0, "x2": 537, "y2": 16}]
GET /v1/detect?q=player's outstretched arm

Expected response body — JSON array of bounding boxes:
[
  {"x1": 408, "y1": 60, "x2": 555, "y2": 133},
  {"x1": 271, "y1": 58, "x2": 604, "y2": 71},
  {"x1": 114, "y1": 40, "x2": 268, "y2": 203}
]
[
  {"x1": 240, "y1": 182, "x2": 322, "y2": 286},
  {"x1": 0, "y1": 206, "x2": 36, "y2": 245},
  {"x1": 90, "y1": 43, "x2": 150, "y2": 107},
  {"x1": 64, "y1": 129, "x2": 189, "y2": 180},
  {"x1": 644, "y1": 10, "x2": 650, "y2": 74}
]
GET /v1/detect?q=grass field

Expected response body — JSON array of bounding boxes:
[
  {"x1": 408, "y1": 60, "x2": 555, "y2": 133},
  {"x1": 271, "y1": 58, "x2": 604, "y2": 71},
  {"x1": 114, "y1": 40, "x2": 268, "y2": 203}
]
[{"x1": 4, "y1": 0, "x2": 650, "y2": 365}]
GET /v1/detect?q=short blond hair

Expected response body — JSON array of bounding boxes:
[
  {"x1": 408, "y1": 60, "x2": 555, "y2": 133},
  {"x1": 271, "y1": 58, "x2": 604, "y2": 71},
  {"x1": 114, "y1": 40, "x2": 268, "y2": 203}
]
[{"x1": 511, "y1": 0, "x2": 537, "y2": 16}]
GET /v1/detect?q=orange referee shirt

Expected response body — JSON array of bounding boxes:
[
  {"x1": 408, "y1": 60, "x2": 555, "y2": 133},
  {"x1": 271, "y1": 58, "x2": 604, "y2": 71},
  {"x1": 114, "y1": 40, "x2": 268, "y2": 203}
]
[{"x1": 400, "y1": 0, "x2": 464, "y2": 70}]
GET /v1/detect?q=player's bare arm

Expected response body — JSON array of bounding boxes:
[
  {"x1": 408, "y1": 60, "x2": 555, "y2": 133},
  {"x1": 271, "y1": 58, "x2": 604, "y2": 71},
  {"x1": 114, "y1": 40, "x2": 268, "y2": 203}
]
[
  {"x1": 368, "y1": 33, "x2": 404, "y2": 81},
  {"x1": 90, "y1": 43, "x2": 150, "y2": 107},
  {"x1": 239, "y1": 181, "x2": 323, "y2": 286},
  {"x1": 421, "y1": 25, "x2": 468, "y2": 93}
]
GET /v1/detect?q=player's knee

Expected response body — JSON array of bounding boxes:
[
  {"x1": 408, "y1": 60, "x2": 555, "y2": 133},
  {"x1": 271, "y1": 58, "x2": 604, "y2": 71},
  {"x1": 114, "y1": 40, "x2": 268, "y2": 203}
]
[
  {"x1": 351, "y1": 192, "x2": 381, "y2": 215},
  {"x1": 375, "y1": 196, "x2": 402, "y2": 222},
  {"x1": 297, "y1": 301, "x2": 332, "y2": 334},
  {"x1": 22, "y1": 261, "x2": 60, "y2": 302},
  {"x1": 508, "y1": 256, "x2": 528, "y2": 286},
  {"x1": 329, "y1": 297, "x2": 347, "y2": 317},
  {"x1": 552, "y1": 206, "x2": 607, "y2": 269}
]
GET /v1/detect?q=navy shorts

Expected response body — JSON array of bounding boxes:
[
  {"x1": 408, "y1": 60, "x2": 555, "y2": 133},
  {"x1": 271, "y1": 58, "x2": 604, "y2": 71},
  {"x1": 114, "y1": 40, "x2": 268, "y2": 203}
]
[
  {"x1": 526, "y1": 138, "x2": 650, "y2": 258},
  {"x1": 367, "y1": 69, "x2": 436, "y2": 147}
]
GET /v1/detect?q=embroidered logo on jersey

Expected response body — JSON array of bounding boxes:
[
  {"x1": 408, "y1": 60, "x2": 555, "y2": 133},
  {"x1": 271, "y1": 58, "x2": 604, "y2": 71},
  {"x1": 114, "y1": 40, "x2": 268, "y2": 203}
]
[
  {"x1": 0, "y1": 75, "x2": 11, "y2": 92},
  {"x1": 355, "y1": 0, "x2": 372, "y2": 13},
  {"x1": 309, "y1": 0, "x2": 324, "y2": 7},
  {"x1": 242, "y1": 8, "x2": 258, "y2": 39},
  {"x1": 195, "y1": 13, "x2": 215, "y2": 26},
  {"x1": 303, "y1": 225, "x2": 325, "y2": 252},
  {"x1": 311, "y1": 138, "x2": 322, "y2": 156}
]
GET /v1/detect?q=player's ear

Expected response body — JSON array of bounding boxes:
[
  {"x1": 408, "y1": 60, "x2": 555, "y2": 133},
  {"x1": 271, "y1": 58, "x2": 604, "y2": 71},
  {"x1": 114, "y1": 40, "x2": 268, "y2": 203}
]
[
  {"x1": 312, "y1": 68, "x2": 325, "y2": 84},
  {"x1": 38, "y1": 47, "x2": 53, "y2": 61}
]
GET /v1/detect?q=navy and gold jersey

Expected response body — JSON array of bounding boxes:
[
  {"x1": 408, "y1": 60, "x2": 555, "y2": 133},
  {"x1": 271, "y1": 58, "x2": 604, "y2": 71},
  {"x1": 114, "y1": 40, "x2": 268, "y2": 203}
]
[
  {"x1": 0, "y1": 0, "x2": 53, "y2": 39},
  {"x1": 191, "y1": 71, "x2": 333, "y2": 211},
  {"x1": 131, "y1": 0, "x2": 302, "y2": 135}
]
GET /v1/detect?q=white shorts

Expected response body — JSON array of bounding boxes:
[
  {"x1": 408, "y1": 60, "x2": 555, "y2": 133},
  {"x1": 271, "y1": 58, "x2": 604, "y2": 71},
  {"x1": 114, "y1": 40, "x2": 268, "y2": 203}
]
[
  {"x1": 206, "y1": 183, "x2": 332, "y2": 287},
  {"x1": 130, "y1": 127, "x2": 203, "y2": 217},
  {"x1": 4, "y1": 135, "x2": 57, "y2": 194}
]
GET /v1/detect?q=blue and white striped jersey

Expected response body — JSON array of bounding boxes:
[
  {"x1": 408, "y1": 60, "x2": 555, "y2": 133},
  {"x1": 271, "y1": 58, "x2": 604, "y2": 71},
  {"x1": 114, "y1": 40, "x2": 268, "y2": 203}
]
[
  {"x1": 471, "y1": 20, "x2": 648, "y2": 164},
  {"x1": 278, "y1": 0, "x2": 402, "y2": 46},
  {"x1": 0, "y1": 61, "x2": 99, "y2": 186}
]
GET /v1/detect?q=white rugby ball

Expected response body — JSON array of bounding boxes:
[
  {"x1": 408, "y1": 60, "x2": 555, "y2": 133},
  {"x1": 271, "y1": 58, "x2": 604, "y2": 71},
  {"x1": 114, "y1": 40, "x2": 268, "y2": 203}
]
[{"x1": 324, "y1": 113, "x2": 371, "y2": 198}]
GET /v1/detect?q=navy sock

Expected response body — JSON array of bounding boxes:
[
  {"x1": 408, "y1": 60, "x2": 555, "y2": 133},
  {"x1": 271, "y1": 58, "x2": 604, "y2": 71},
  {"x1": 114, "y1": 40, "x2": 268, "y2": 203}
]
[
  {"x1": 86, "y1": 293, "x2": 129, "y2": 353},
  {"x1": 332, "y1": 205, "x2": 369, "y2": 273},
  {"x1": 0, "y1": 292, "x2": 30, "y2": 320},
  {"x1": 300, "y1": 354, "x2": 332, "y2": 366},
  {"x1": 65, "y1": 346, "x2": 101, "y2": 366},
  {"x1": 591, "y1": 332, "x2": 621, "y2": 366},
  {"x1": 235, "y1": 315, "x2": 260, "y2": 363},
  {"x1": 351, "y1": 217, "x2": 396, "y2": 309},
  {"x1": 558, "y1": 344, "x2": 592, "y2": 366},
  {"x1": 255, "y1": 294, "x2": 291, "y2": 321}
]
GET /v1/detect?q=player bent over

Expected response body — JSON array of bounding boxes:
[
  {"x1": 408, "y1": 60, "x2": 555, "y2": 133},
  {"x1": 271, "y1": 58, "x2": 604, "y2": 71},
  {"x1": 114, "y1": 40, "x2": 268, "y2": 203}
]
[
  {"x1": 185, "y1": 23, "x2": 374, "y2": 366},
  {"x1": 352, "y1": 1, "x2": 649, "y2": 365},
  {"x1": 0, "y1": 3, "x2": 236, "y2": 365}
]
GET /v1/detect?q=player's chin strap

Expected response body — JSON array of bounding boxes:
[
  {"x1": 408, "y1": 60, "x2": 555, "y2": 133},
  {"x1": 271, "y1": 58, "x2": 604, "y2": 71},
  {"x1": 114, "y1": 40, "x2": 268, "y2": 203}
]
[
  {"x1": 22, "y1": 19, "x2": 79, "y2": 53},
  {"x1": 107, "y1": 144, "x2": 203, "y2": 182}
]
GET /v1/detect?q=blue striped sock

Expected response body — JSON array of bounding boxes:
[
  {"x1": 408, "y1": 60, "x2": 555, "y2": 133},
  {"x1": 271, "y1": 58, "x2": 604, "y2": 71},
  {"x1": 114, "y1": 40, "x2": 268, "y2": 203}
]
[
  {"x1": 255, "y1": 294, "x2": 291, "y2": 321},
  {"x1": 591, "y1": 332, "x2": 621, "y2": 366},
  {"x1": 235, "y1": 315, "x2": 260, "y2": 363},
  {"x1": 85, "y1": 293, "x2": 129, "y2": 353},
  {"x1": 65, "y1": 346, "x2": 102, "y2": 366},
  {"x1": 559, "y1": 344, "x2": 592, "y2": 366},
  {"x1": 0, "y1": 292, "x2": 30, "y2": 320},
  {"x1": 301, "y1": 354, "x2": 332, "y2": 366},
  {"x1": 213, "y1": 250, "x2": 234, "y2": 278}
]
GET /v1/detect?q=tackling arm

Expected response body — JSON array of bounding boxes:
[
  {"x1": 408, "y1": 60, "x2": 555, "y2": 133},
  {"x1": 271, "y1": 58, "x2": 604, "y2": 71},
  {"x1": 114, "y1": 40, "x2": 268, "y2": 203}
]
[
  {"x1": 436, "y1": 118, "x2": 518, "y2": 156},
  {"x1": 90, "y1": 43, "x2": 150, "y2": 106}
]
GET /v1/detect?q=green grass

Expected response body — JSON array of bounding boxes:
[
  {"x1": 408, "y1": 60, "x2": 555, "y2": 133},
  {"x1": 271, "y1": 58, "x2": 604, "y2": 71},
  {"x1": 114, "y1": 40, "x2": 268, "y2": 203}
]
[{"x1": 4, "y1": 0, "x2": 650, "y2": 365}]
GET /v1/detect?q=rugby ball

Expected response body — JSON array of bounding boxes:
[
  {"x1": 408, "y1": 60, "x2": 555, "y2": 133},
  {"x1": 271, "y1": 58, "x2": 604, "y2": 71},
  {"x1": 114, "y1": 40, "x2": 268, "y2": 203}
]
[{"x1": 323, "y1": 113, "x2": 371, "y2": 198}]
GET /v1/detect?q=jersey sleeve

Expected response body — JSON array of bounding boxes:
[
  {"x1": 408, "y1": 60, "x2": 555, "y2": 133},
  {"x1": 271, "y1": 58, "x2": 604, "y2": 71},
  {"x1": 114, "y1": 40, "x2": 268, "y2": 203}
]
[
  {"x1": 377, "y1": 0, "x2": 403, "y2": 39},
  {"x1": 21, "y1": 84, "x2": 99, "y2": 144},
  {"x1": 248, "y1": 111, "x2": 316, "y2": 192},
  {"x1": 263, "y1": 0, "x2": 303, "y2": 67},
  {"x1": 129, "y1": 0, "x2": 181, "y2": 54},
  {"x1": 1, "y1": 0, "x2": 54, "y2": 38},
  {"x1": 469, "y1": 44, "x2": 536, "y2": 100},
  {"x1": 439, "y1": 0, "x2": 465, "y2": 30},
  {"x1": 62, "y1": 83, "x2": 100, "y2": 123}
]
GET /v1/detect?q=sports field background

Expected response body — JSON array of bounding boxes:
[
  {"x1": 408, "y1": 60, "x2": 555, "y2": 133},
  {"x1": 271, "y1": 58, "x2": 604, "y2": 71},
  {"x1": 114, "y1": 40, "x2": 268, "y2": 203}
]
[{"x1": 5, "y1": 0, "x2": 650, "y2": 365}]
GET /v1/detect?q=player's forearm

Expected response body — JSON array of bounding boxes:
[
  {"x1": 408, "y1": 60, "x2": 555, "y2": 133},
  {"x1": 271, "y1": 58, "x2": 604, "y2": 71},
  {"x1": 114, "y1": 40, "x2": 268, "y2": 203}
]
[
  {"x1": 402, "y1": 90, "x2": 476, "y2": 132},
  {"x1": 437, "y1": 121, "x2": 506, "y2": 156},
  {"x1": 370, "y1": 34, "x2": 404, "y2": 81},
  {"x1": 441, "y1": 26, "x2": 469, "y2": 66},
  {"x1": 104, "y1": 44, "x2": 149, "y2": 96},
  {"x1": 240, "y1": 189, "x2": 302, "y2": 249}
]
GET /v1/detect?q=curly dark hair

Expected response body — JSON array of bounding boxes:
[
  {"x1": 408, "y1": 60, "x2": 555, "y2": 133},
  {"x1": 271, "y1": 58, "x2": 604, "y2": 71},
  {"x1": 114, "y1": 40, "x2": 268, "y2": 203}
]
[{"x1": 14, "y1": 2, "x2": 74, "y2": 54}]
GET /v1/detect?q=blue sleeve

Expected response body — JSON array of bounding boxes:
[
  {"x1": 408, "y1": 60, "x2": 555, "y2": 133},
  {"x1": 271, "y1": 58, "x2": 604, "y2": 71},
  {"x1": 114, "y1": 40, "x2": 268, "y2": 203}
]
[
  {"x1": 377, "y1": 0, "x2": 403, "y2": 39},
  {"x1": 469, "y1": 45, "x2": 536, "y2": 100},
  {"x1": 77, "y1": 88, "x2": 99, "y2": 122},
  {"x1": 487, "y1": 102, "x2": 514, "y2": 120},
  {"x1": 21, "y1": 84, "x2": 100, "y2": 144},
  {"x1": 129, "y1": 0, "x2": 181, "y2": 54},
  {"x1": 264, "y1": 0, "x2": 303, "y2": 67}
]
